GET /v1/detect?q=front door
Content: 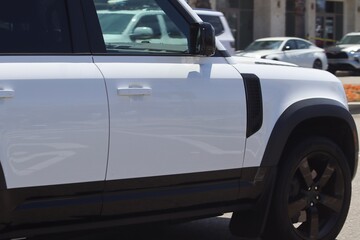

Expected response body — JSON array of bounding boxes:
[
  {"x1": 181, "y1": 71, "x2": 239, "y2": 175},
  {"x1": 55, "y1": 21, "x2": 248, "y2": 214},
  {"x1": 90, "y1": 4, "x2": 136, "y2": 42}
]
[{"x1": 91, "y1": 0, "x2": 247, "y2": 214}]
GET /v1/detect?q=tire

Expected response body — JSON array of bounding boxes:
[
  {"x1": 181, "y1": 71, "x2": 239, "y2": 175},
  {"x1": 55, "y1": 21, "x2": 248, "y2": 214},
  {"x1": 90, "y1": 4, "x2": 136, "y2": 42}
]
[
  {"x1": 263, "y1": 137, "x2": 351, "y2": 240},
  {"x1": 327, "y1": 65, "x2": 337, "y2": 75},
  {"x1": 313, "y1": 59, "x2": 323, "y2": 69}
]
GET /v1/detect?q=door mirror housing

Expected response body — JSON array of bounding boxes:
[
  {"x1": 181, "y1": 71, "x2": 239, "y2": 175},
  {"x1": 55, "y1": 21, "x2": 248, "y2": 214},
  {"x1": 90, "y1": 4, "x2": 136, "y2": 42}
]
[
  {"x1": 130, "y1": 27, "x2": 154, "y2": 40},
  {"x1": 189, "y1": 22, "x2": 216, "y2": 56},
  {"x1": 283, "y1": 45, "x2": 292, "y2": 51}
]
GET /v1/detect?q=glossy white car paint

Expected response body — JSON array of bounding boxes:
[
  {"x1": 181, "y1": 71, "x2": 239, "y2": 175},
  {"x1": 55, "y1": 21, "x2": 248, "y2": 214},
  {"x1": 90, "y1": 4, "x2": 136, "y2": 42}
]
[
  {"x1": 229, "y1": 59, "x2": 347, "y2": 168},
  {"x1": 93, "y1": 56, "x2": 247, "y2": 180},
  {"x1": 236, "y1": 37, "x2": 328, "y2": 70},
  {"x1": 0, "y1": 56, "x2": 109, "y2": 188}
]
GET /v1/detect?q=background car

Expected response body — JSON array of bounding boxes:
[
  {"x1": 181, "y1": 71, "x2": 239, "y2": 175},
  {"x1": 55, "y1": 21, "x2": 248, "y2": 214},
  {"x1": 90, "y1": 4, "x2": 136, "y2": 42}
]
[
  {"x1": 236, "y1": 37, "x2": 328, "y2": 70},
  {"x1": 326, "y1": 32, "x2": 360, "y2": 74},
  {"x1": 194, "y1": 9, "x2": 235, "y2": 55}
]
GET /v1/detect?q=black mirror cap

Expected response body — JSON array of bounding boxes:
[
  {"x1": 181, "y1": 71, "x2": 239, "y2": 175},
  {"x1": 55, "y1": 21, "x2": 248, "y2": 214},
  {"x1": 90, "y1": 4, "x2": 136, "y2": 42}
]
[{"x1": 189, "y1": 22, "x2": 216, "y2": 56}]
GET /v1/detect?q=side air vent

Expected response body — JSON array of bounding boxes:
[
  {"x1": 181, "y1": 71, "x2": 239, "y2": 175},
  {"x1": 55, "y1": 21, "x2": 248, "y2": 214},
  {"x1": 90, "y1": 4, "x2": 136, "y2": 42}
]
[{"x1": 241, "y1": 74, "x2": 263, "y2": 138}]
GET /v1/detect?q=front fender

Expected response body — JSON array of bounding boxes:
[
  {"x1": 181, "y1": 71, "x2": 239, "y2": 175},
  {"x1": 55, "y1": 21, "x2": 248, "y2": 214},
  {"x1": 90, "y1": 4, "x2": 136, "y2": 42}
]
[{"x1": 261, "y1": 98, "x2": 358, "y2": 178}]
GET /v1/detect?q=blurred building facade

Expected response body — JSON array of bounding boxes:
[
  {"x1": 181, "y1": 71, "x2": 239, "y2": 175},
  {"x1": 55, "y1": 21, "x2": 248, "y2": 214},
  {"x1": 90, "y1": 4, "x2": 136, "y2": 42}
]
[{"x1": 189, "y1": 0, "x2": 360, "y2": 50}]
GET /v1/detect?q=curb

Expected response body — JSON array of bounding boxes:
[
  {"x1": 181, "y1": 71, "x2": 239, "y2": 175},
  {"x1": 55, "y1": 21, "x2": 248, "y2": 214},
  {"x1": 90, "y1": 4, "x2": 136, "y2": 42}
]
[{"x1": 349, "y1": 102, "x2": 360, "y2": 114}]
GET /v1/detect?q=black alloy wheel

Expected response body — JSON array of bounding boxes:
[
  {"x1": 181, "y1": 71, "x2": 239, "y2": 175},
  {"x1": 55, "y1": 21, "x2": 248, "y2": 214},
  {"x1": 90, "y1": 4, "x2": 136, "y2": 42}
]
[
  {"x1": 313, "y1": 59, "x2": 323, "y2": 69},
  {"x1": 264, "y1": 137, "x2": 351, "y2": 240}
]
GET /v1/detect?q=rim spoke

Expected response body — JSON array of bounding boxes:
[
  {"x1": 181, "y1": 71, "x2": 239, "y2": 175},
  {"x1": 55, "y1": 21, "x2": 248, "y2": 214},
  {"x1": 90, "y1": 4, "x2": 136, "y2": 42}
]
[
  {"x1": 299, "y1": 158, "x2": 314, "y2": 188},
  {"x1": 288, "y1": 197, "x2": 308, "y2": 219},
  {"x1": 320, "y1": 194, "x2": 343, "y2": 213},
  {"x1": 318, "y1": 163, "x2": 335, "y2": 188},
  {"x1": 308, "y1": 207, "x2": 319, "y2": 240}
]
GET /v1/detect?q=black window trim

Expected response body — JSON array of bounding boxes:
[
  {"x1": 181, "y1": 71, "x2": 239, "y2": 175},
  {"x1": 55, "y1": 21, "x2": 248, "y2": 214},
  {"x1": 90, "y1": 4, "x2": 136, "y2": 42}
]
[
  {"x1": 66, "y1": 0, "x2": 91, "y2": 54},
  {"x1": 81, "y1": 0, "x2": 107, "y2": 53}
]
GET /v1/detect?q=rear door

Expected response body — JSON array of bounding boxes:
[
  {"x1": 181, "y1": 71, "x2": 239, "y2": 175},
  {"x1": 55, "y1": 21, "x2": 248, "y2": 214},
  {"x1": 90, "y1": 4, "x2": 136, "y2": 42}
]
[
  {"x1": 89, "y1": 0, "x2": 247, "y2": 215},
  {"x1": 0, "y1": 0, "x2": 108, "y2": 222}
]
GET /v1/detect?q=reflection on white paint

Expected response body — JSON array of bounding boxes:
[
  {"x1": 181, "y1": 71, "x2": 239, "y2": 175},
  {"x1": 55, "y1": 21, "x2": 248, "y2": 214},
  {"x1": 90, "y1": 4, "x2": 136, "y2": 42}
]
[{"x1": 9, "y1": 143, "x2": 87, "y2": 175}]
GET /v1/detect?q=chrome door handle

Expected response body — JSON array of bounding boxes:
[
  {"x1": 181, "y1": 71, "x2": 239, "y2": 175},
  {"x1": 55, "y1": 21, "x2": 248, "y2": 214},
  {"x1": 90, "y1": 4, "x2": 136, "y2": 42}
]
[
  {"x1": 117, "y1": 87, "x2": 152, "y2": 96},
  {"x1": 0, "y1": 89, "x2": 14, "y2": 98}
]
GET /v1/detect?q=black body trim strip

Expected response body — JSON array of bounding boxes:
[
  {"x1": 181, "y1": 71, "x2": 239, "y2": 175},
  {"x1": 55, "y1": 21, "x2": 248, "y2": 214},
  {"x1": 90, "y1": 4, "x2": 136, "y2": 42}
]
[
  {"x1": 81, "y1": 0, "x2": 106, "y2": 53},
  {"x1": 102, "y1": 169, "x2": 242, "y2": 216},
  {"x1": 261, "y1": 98, "x2": 358, "y2": 177},
  {"x1": 0, "y1": 164, "x2": 6, "y2": 190},
  {"x1": 0, "y1": 167, "x2": 272, "y2": 239},
  {"x1": 241, "y1": 74, "x2": 263, "y2": 138},
  {"x1": 66, "y1": 0, "x2": 91, "y2": 53}
]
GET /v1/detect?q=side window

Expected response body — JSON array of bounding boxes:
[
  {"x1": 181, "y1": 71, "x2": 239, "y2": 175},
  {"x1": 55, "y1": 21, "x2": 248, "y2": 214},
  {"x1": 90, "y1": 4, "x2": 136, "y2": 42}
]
[
  {"x1": 285, "y1": 40, "x2": 297, "y2": 50},
  {"x1": 134, "y1": 15, "x2": 161, "y2": 40},
  {"x1": 93, "y1": 0, "x2": 188, "y2": 55},
  {"x1": 163, "y1": 16, "x2": 184, "y2": 39},
  {"x1": 0, "y1": 0, "x2": 72, "y2": 54},
  {"x1": 296, "y1": 40, "x2": 311, "y2": 49}
]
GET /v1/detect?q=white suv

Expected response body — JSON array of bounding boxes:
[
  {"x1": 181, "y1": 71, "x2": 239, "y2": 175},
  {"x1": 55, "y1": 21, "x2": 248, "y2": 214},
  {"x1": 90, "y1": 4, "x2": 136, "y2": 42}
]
[
  {"x1": 326, "y1": 32, "x2": 360, "y2": 74},
  {"x1": 194, "y1": 9, "x2": 235, "y2": 55},
  {"x1": 0, "y1": 1, "x2": 357, "y2": 240}
]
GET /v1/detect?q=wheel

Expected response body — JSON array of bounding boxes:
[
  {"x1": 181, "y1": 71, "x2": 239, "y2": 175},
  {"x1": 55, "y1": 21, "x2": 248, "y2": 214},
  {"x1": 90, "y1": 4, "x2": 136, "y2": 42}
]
[
  {"x1": 313, "y1": 59, "x2": 323, "y2": 69},
  {"x1": 264, "y1": 137, "x2": 351, "y2": 240}
]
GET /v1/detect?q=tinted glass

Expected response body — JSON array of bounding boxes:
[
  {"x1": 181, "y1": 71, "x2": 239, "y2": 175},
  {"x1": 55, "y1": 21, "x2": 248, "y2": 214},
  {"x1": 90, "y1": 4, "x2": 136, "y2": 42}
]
[
  {"x1": 163, "y1": 15, "x2": 185, "y2": 39},
  {"x1": 286, "y1": 40, "x2": 297, "y2": 50},
  {"x1": 134, "y1": 15, "x2": 161, "y2": 39},
  {"x1": 98, "y1": 13, "x2": 135, "y2": 34},
  {"x1": 296, "y1": 40, "x2": 311, "y2": 49},
  {"x1": 93, "y1": 0, "x2": 188, "y2": 55},
  {"x1": 0, "y1": 0, "x2": 72, "y2": 54},
  {"x1": 245, "y1": 40, "x2": 283, "y2": 51},
  {"x1": 339, "y1": 35, "x2": 360, "y2": 44}
]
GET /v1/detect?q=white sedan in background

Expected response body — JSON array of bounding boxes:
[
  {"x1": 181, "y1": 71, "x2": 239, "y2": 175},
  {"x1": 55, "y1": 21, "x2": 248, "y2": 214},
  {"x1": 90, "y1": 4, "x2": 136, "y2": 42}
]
[{"x1": 236, "y1": 37, "x2": 328, "y2": 70}]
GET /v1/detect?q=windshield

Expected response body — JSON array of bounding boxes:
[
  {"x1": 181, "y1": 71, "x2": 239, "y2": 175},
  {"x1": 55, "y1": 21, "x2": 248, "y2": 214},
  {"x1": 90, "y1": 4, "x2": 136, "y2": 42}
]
[
  {"x1": 339, "y1": 35, "x2": 360, "y2": 44},
  {"x1": 98, "y1": 13, "x2": 134, "y2": 34},
  {"x1": 245, "y1": 40, "x2": 283, "y2": 51}
]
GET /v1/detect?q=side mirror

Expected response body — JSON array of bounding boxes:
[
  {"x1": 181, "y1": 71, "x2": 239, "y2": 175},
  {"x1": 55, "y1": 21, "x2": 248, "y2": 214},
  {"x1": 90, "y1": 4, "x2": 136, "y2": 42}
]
[
  {"x1": 283, "y1": 45, "x2": 292, "y2": 51},
  {"x1": 189, "y1": 22, "x2": 216, "y2": 56},
  {"x1": 130, "y1": 27, "x2": 154, "y2": 40}
]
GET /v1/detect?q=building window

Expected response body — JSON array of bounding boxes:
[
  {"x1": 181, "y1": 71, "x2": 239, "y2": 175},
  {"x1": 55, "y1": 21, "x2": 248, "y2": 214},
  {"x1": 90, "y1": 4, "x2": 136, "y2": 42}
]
[
  {"x1": 315, "y1": 0, "x2": 343, "y2": 47},
  {"x1": 286, "y1": 0, "x2": 306, "y2": 38},
  {"x1": 216, "y1": 0, "x2": 253, "y2": 50}
]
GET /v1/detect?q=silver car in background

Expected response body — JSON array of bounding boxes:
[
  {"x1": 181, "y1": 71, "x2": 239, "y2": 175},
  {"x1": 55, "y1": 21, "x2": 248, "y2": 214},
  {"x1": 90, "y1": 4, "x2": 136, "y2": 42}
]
[
  {"x1": 236, "y1": 37, "x2": 328, "y2": 70},
  {"x1": 326, "y1": 32, "x2": 360, "y2": 74}
]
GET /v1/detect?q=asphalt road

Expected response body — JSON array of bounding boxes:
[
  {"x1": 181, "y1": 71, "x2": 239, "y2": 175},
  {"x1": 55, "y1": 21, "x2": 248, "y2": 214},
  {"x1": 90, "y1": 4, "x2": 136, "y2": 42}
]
[{"x1": 31, "y1": 73, "x2": 360, "y2": 240}]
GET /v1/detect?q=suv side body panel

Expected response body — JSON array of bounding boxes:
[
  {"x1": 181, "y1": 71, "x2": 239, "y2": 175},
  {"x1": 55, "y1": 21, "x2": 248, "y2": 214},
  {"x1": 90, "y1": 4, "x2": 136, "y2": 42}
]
[
  {"x1": 94, "y1": 56, "x2": 247, "y2": 181},
  {"x1": 0, "y1": 56, "x2": 109, "y2": 189},
  {"x1": 230, "y1": 60, "x2": 348, "y2": 168}
]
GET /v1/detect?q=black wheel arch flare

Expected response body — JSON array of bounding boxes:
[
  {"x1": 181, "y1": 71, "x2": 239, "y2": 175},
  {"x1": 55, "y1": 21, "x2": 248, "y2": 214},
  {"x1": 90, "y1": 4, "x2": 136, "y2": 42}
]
[{"x1": 261, "y1": 98, "x2": 359, "y2": 179}]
